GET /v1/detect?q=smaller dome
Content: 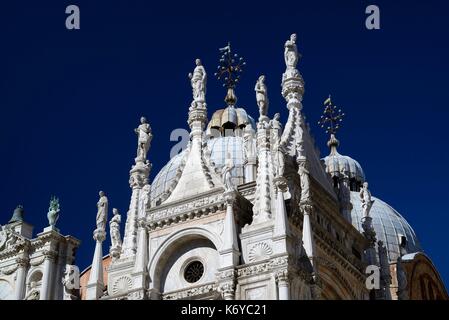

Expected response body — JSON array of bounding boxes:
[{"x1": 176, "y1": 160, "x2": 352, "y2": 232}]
[
  {"x1": 207, "y1": 106, "x2": 256, "y2": 135},
  {"x1": 322, "y1": 152, "x2": 365, "y2": 183}
]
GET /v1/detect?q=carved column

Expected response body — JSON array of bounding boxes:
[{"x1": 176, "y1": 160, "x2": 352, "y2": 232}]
[
  {"x1": 273, "y1": 176, "x2": 289, "y2": 254},
  {"x1": 243, "y1": 125, "x2": 257, "y2": 183},
  {"x1": 86, "y1": 229, "x2": 106, "y2": 300},
  {"x1": 275, "y1": 269, "x2": 290, "y2": 300},
  {"x1": 301, "y1": 202, "x2": 315, "y2": 267},
  {"x1": 361, "y1": 216, "x2": 378, "y2": 267},
  {"x1": 15, "y1": 256, "x2": 29, "y2": 300},
  {"x1": 123, "y1": 162, "x2": 150, "y2": 257},
  {"x1": 40, "y1": 249, "x2": 57, "y2": 300},
  {"x1": 218, "y1": 269, "x2": 237, "y2": 300},
  {"x1": 253, "y1": 120, "x2": 272, "y2": 223},
  {"x1": 221, "y1": 191, "x2": 240, "y2": 268},
  {"x1": 131, "y1": 219, "x2": 149, "y2": 299}
]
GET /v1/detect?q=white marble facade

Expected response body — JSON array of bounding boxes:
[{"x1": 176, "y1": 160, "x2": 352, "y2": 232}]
[{"x1": 1, "y1": 33, "x2": 446, "y2": 300}]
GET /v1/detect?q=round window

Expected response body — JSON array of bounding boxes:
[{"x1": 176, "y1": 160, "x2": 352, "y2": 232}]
[{"x1": 183, "y1": 260, "x2": 204, "y2": 283}]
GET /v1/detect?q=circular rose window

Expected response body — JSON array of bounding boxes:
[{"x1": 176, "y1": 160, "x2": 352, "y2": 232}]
[{"x1": 184, "y1": 261, "x2": 204, "y2": 283}]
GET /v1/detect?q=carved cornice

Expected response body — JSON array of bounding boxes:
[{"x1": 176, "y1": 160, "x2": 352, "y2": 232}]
[
  {"x1": 237, "y1": 255, "x2": 289, "y2": 278},
  {"x1": 163, "y1": 282, "x2": 217, "y2": 300},
  {"x1": 148, "y1": 190, "x2": 226, "y2": 230}
]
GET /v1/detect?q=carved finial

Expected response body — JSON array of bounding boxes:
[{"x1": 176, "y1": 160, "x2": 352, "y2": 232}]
[
  {"x1": 8, "y1": 205, "x2": 24, "y2": 224},
  {"x1": 318, "y1": 95, "x2": 344, "y2": 155},
  {"x1": 214, "y1": 42, "x2": 246, "y2": 106},
  {"x1": 47, "y1": 196, "x2": 60, "y2": 227}
]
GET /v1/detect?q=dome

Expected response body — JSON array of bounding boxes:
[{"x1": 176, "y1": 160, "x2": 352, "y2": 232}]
[
  {"x1": 349, "y1": 191, "x2": 422, "y2": 262},
  {"x1": 322, "y1": 152, "x2": 365, "y2": 183},
  {"x1": 150, "y1": 136, "x2": 245, "y2": 205}
]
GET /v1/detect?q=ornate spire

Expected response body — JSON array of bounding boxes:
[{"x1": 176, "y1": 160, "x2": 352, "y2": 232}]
[
  {"x1": 214, "y1": 42, "x2": 246, "y2": 106},
  {"x1": 318, "y1": 95, "x2": 344, "y2": 155}
]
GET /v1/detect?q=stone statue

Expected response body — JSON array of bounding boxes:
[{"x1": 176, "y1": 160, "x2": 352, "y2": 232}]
[
  {"x1": 135, "y1": 117, "x2": 152, "y2": 161},
  {"x1": 243, "y1": 123, "x2": 256, "y2": 160},
  {"x1": 9, "y1": 205, "x2": 24, "y2": 223},
  {"x1": 222, "y1": 152, "x2": 235, "y2": 192},
  {"x1": 109, "y1": 208, "x2": 122, "y2": 249},
  {"x1": 95, "y1": 191, "x2": 108, "y2": 231},
  {"x1": 255, "y1": 75, "x2": 268, "y2": 117},
  {"x1": 359, "y1": 182, "x2": 375, "y2": 217},
  {"x1": 188, "y1": 58, "x2": 207, "y2": 103},
  {"x1": 62, "y1": 264, "x2": 80, "y2": 300},
  {"x1": 271, "y1": 115, "x2": 285, "y2": 177},
  {"x1": 284, "y1": 33, "x2": 299, "y2": 70},
  {"x1": 298, "y1": 161, "x2": 310, "y2": 202},
  {"x1": 24, "y1": 282, "x2": 40, "y2": 300},
  {"x1": 272, "y1": 134, "x2": 285, "y2": 178},
  {"x1": 270, "y1": 113, "x2": 281, "y2": 131},
  {"x1": 47, "y1": 196, "x2": 60, "y2": 227},
  {"x1": 138, "y1": 184, "x2": 151, "y2": 218}
]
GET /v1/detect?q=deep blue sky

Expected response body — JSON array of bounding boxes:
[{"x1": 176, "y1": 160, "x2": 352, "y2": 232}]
[{"x1": 1, "y1": 1, "x2": 448, "y2": 287}]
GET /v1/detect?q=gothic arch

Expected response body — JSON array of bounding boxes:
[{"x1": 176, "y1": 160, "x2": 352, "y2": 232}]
[
  {"x1": 402, "y1": 252, "x2": 448, "y2": 300},
  {"x1": 148, "y1": 226, "x2": 222, "y2": 295},
  {"x1": 315, "y1": 257, "x2": 357, "y2": 300}
]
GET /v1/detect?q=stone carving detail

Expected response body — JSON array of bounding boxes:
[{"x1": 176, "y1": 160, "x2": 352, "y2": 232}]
[
  {"x1": 0, "y1": 227, "x2": 18, "y2": 252},
  {"x1": 0, "y1": 264, "x2": 19, "y2": 275},
  {"x1": 47, "y1": 196, "x2": 60, "y2": 227},
  {"x1": 24, "y1": 281, "x2": 40, "y2": 300},
  {"x1": 163, "y1": 284, "x2": 216, "y2": 300},
  {"x1": 248, "y1": 242, "x2": 273, "y2": 262},
  {"x1": 149, "y1": 192, "x2": 224, "y2": 224},
  {"x1": 62, "y1": 264, "x2": 80, "y2": 300},
  {"x1": 237, "y1": 256, "x2": 288, "y2": 277},
  {"x1": 112, "y1": 276, "x2": 132, "y2": 295},
  {"x1": 96, "y1": 191, "x2": 108, "y2": 232}
]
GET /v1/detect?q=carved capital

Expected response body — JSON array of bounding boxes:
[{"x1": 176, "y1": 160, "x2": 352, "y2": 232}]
[
  {"x1": 93, "y1": 228, "x2": 106, "y2": 242},
  {"x1": 299, "y1": 202, "x2": 313, "y2": 215},
  {"x1": 219, "y1": 281, "x2": 235, "y2": 295},
  {"x1": 42, "y1": 249, "x2": 58, "y2": 261},
  {"x1": 129, "y1": 160, "x2": 151, "y2": 188},
  {"x1": 223, "y1": 191, "x2": 237, "y2": 205},
  {"x1": 275, "y1": 268, "x2": 290, "y2": 284},
  {"x1": 274, "y1": 176, "x2": 288, "y2": 192},
  {"x1": 16, "y1": 256, "x2": 30, "y2": 268}
]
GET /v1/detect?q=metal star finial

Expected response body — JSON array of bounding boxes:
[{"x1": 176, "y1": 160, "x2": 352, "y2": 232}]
[
  {"x1": 318, "y1": 95, "x2": 345, "y2": 136},
  {"x1": 214, "y1": 42, "x2": 246, "y2": 106}
]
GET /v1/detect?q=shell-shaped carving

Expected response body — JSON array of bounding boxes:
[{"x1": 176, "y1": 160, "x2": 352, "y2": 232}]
[
  {"x1": 248, "y1": 242, "x2": 273, "y2": 262},
  {"x1": 112, "y1": 276, "x2": 132, "y2": 295}
]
